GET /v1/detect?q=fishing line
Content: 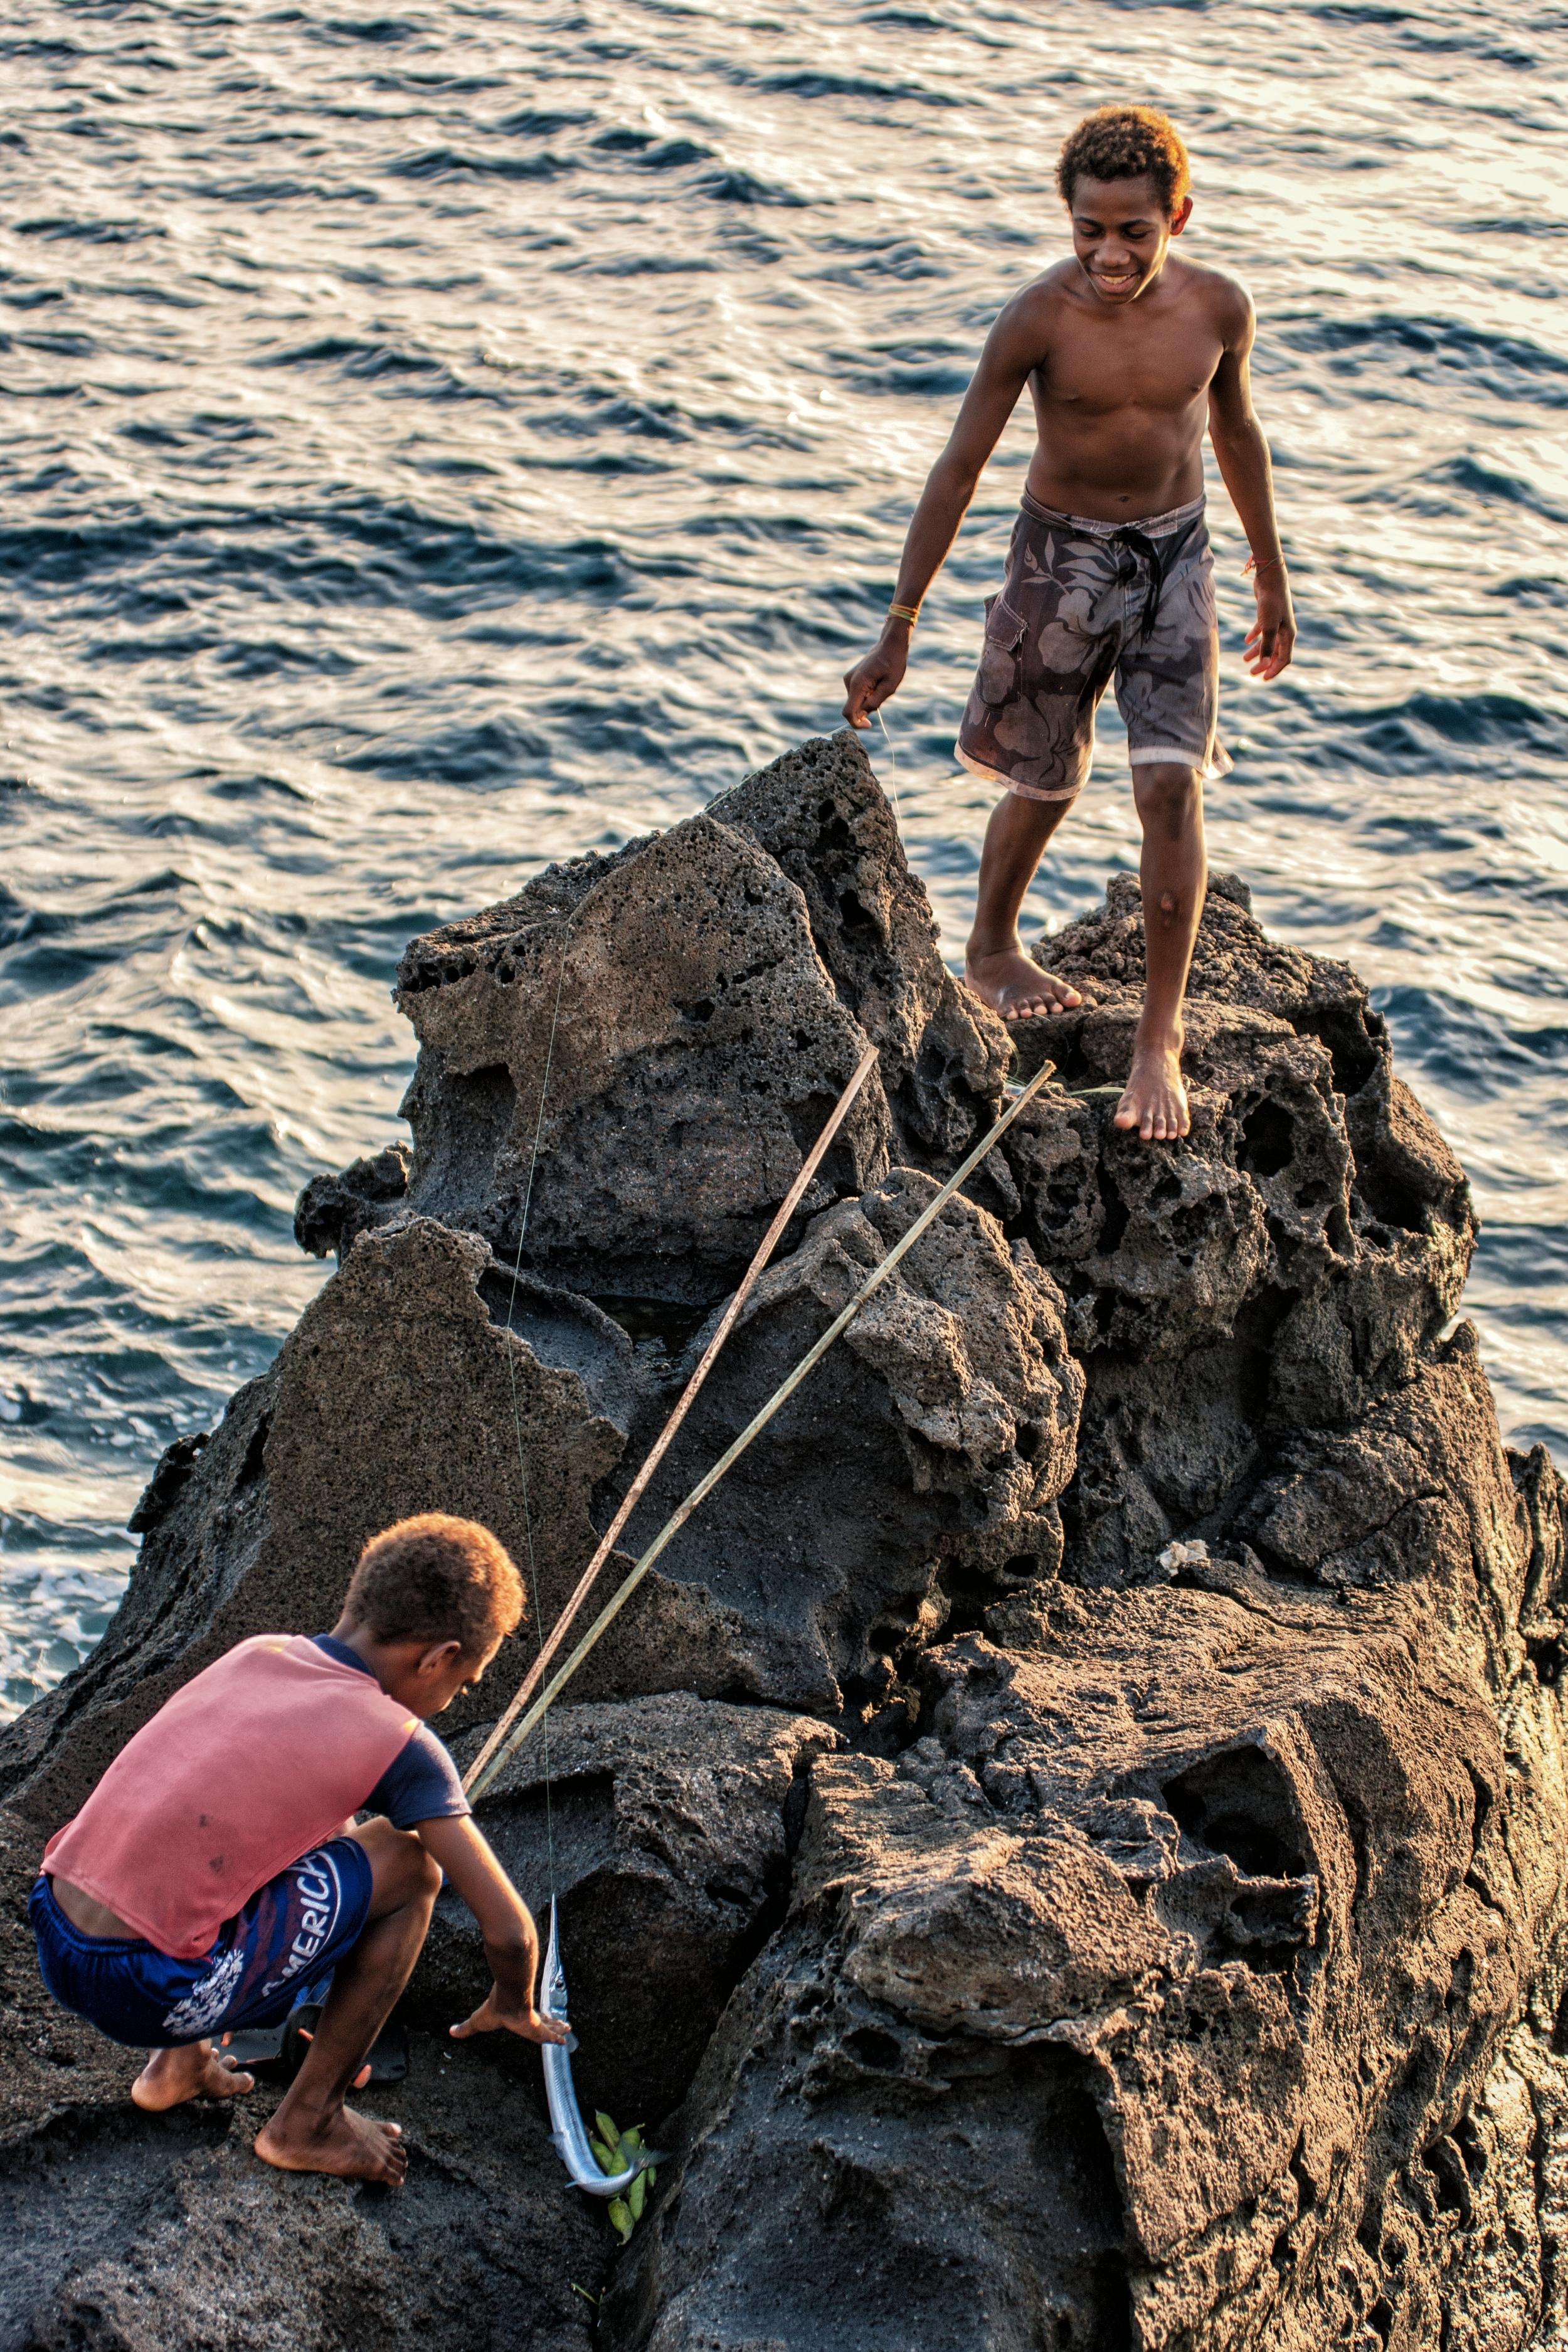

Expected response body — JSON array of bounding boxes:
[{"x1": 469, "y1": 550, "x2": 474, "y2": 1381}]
[
  {"x1": 464, "y1": 1045, "x2": 879, "y2": 1797},
  {"x1": 874, "y1": 704, "x2": 904, "y2": 827},
  {"x1": 469, "y1": 1056, "x2": 1057, "y2": 1796},
  {"x1": 495, "y1": 916, "x2": 574, "y2": 1902},
  {"x1": 486, "y1": 904, "x2": 666, "y2": 2194}
]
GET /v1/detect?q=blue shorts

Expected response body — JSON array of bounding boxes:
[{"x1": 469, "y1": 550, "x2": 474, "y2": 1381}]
[{"x1": 31, "y1": 1836, "x2": 374, "y2": 2048}]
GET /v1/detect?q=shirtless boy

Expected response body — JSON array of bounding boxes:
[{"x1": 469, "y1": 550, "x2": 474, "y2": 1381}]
[
  {"x1": 842, "y1": 104, "x2": 1295, "y2": 1142},
  {"x1": 29, "y1": 1513, "x2": 568, "y2": 2185}
]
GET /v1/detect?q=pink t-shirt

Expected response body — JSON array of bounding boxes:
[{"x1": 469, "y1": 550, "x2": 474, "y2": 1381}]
[{"x1": 44, "y1": 1634, "x2": 420, "y2": 1958}]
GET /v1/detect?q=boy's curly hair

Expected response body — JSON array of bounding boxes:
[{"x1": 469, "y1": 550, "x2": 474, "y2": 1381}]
[
  {"x1": 344, "y1": 1513, "x2": 524, "y2": 1656},
  {"x1": 1056, "y1": 105, "x2": 1192, "y2": 217}
]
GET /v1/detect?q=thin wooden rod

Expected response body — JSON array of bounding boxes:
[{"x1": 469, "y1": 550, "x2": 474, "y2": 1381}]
[
  {"x1": 464, "y1": 1044, "x2": 880, "y2": 1793},
  {"x1": 467, "y1": 1059, "x2": 1054, "y2": 1800}
]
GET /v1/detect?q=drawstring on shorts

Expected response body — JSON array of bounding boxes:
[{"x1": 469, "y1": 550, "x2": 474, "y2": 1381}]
[{"x1": 1110, "y1": 526, "x2": 1165, "y2": 643}]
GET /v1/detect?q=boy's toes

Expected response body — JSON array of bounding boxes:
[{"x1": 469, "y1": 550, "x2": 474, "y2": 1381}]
[
  {"x1": 193, "y1": 2050, "x2": 255, "y2": 2099},
  {"x1": 134, "y1": 2043, "x2": 250, "y2": 2112},
  {"x1": 254, "y1": 2108, "x2": 406, "y2": 2185},
  {"x1": 965, "y1": 949, "x2": 1084, "y2": 1025},
  {"x1": 1116, "y1": 1043, "x2": 1187, "y2": 1146}
]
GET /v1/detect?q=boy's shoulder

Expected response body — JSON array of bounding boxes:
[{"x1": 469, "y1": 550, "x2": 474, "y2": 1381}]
[
  {"x1": 1164, "y1": 254, "x2": 1253, "y2": 333},
  {"x1": 1006, "y1": 256, "x2": 1087, "y2": 311},
  {"x1": 988, "y1": 260, "x2": 1091, "y2": 352}
]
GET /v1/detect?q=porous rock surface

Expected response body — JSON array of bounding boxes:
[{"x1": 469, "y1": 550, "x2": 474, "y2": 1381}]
[{"x1": 3, "y1": 730, "x2": 1568, "y2": 2351}]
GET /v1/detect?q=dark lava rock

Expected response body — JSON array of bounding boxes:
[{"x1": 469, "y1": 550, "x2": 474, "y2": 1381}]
[
  {"x1": 414, "y1": 1695, "x2": 844, "y2": 2126},
  {"x1": 3, "y1": 731, "x2": 1566, "y2": 2352},
  {"x1": 982, "y1": 869, "x2": 1478, "y2": 1589},
  {"x1": 294, "y1": 1140, "x2": 411, "y2": 1261},
  {"x1": 614, "y1": 1540, "x2": 1568, "y2": 2352},
  {"x1": 386, "y1": 740, "x2": 1007, "y2": 1307},
  {"x1": 126, "y1": 1430, "x2": 209, "y2": 1536}
]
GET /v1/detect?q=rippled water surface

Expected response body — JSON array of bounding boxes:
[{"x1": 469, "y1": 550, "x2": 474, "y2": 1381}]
[{"x1": 3, "y1": 0, "x2": 1566, "y2": 1713}]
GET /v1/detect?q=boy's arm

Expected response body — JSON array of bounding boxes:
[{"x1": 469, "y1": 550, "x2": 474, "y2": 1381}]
[
  {"x1": 842, "y1": 294, "x2": 1043, "y2": 728},
  {"x1": 417, "y1": 1813, "x2": 571, "y2": 2047},
  {"x1": 1205, "y1": 290, "x2": 1296, "y2": 683}
]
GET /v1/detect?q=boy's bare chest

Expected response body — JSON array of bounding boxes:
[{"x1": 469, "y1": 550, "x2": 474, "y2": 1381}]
[{"x1": 1031, "y1": 308, "x2": 1223, "y2": 421}]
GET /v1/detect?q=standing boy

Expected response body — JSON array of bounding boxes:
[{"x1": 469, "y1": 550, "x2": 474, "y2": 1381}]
[
  {"x1": 842, "y1": 104, "x2": 1295, "y2": 1143},
  {"x1": 29, "y1": 1513, "x2": 568, "y2": 2185}
]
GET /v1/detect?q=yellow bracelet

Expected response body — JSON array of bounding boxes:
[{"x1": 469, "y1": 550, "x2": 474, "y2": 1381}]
[{"x1": 888, "y1": 602, "x2": 920, "y2": 625}]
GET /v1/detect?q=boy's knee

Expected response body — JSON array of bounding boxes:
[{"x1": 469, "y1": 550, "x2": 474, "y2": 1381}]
[
  {"x1": 362, "y1": 1819, "x2": 443, "y2": 1908},
  {"x1": 383, "y1": 1838, "x2": 442, "y2": 1919},
  {"x1": 1133, "y1": 762, "x2": 1201, "y2": 827}
]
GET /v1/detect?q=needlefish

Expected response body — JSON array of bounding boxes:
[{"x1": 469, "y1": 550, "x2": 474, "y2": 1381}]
[{"x1": 541, "y1": 1899, "x2": 665, "y2": 2196}]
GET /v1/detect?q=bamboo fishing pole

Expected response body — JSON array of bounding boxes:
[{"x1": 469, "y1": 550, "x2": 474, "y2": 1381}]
[
  {"x1": 464, "y1": 1043, "x2": 880, "y2": 1794},
  {"x1": 467, "y1": 1057, "x2": 1056, "y2": 1801}
]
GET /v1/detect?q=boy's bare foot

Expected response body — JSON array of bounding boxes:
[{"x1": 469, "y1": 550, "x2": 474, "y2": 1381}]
[
  {"x1": 1114, "y1": 1036, "x2": 1190, "y2": 1142},
  {"x1": 255, "y1": 2104, "x2": 408, "y2": 2185},
  {"x1": 132, "y1": 2040, "x2": 255, "y2": 2111},
  {"x1": 965, "y1": 946, "x2": 1086, "y2": 1022}
]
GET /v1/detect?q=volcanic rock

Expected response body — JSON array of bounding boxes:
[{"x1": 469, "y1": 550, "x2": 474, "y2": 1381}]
[
  {"x1": 377, "y1": 740, "x2": 1006, "y2": 1300},
  {"x1": 413, "y1": 1695, "x2": 845, "y2": 2126},
  {"x1": 1, "y1": 729, "x2": 1565, "y2": 2352},
  {"x1": 617, "y1": 1481, "x2": 1568, "y2": 2351}
]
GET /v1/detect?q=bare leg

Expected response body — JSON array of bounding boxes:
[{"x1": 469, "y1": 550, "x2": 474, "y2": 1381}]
[
  {"x1": 254, "y1": 1818, "x2": 440, "y2": 2186},
  {"x1": 965, "y1": 790, "x2": 1087, "y2": 1020},
  {"x1": 1115, "y1": 763, "x2": 1205, "y2": 1142},
  {"x1": 133, "y1": 2040, "x2": 255, "y2": 2109}
]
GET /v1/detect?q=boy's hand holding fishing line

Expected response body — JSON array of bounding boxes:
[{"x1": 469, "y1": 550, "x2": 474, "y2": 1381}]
[{"x1": 843, "y1": 102, "x2": 1295, "y2": 1147}]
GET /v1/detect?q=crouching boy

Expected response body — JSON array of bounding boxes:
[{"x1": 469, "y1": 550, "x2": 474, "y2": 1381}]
[{"x1": 29, "y1": 1512, "x2": 568, "y2": 2185}]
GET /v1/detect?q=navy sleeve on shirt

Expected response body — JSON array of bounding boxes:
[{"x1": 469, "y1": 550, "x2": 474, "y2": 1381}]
[
  {"x1": 311, "y1": 1633, "x2": 472, "y2": 1830},
  {"x1": 365, "y1": 1722, "x2": 470, "y2": 1830}
]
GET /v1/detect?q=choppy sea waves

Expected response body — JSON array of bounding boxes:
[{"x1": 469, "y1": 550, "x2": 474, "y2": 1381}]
[{"x1": 2, "y1": 0, "x2": 1565, "y2": 1712}]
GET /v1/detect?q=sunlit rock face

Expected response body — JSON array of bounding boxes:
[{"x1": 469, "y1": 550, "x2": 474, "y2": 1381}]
[
  {"x1": 618, "y1": 1530, "x2": 1568, "y2": 2352},
  {"x1": 375, "y1": 738, "x2": 1008, "y2": 1298},
  {"x1": 3, "y1": 731, "x2": 1566, "y2": 2352},
  {"x1": 980, "y1": 867, "x2": 1478, "y2": 1589}
]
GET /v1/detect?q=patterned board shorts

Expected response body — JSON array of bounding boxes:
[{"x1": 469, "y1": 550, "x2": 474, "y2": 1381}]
[
  {"x1": 956, "y1": 489, "x2": 1232, "y2": 802},
  {"x1": 30, "y1": 1836, "x2": 373, "y2": 2048}
]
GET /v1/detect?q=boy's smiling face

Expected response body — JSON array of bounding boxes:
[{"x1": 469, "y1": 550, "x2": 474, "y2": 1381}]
[{"x1": 1067, "y1": 172, "x2": 1193, "y2": 305}]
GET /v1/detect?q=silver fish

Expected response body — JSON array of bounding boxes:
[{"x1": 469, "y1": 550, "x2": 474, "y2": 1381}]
[{"x1": 540, "y1": 1897, "x2": 664, "y2": 2197}]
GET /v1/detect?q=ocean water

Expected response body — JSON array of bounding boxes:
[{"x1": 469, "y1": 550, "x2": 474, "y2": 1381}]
[{"x1": 2, "y1": 0, "x2": 1565, "y2": 1717}]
